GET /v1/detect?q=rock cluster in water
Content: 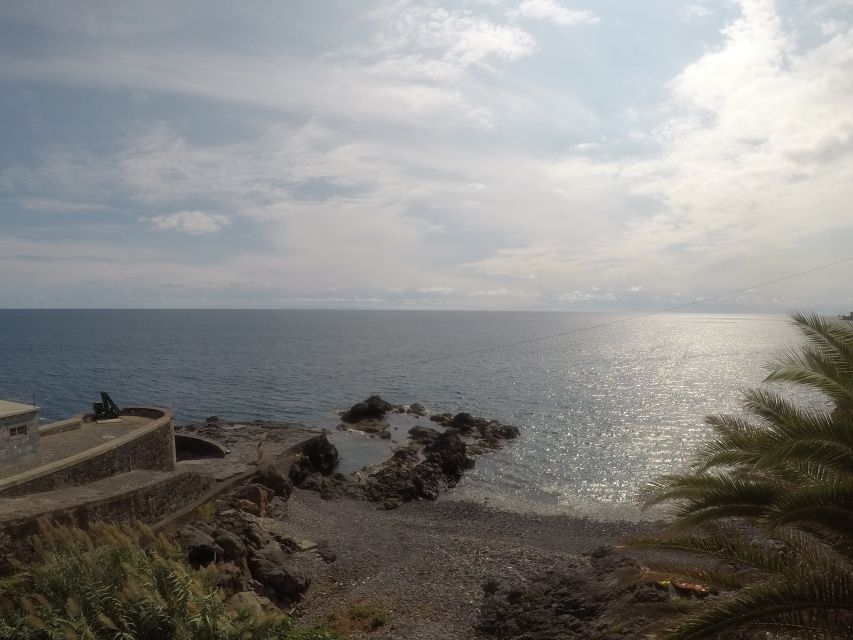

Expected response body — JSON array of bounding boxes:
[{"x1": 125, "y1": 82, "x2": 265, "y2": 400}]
[{"x1": 320, "y1": 395, "x2": 520, "y2": 508}]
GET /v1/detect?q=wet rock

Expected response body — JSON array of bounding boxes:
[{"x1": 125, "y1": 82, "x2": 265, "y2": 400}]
[
  {"x1": 341, "y1": 395, "x2": 393, "y2": 423},
  {"x1": 452, "y1": 412, "x2": 477, "y2": 431},
  {"x1": 336, "y1": 418, "x2": 389, "y2": 436},
  {"x1": 408, "y1": 426, "x2": 441, "y2": 444},
  {"x1": 424, "y1": 429, "x2": 474, "y2": 480},
  {"x1": 408, "y1": 402, "x2": 427, "y2": 416}
]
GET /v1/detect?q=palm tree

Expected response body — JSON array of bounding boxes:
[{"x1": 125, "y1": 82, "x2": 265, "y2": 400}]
[{"x1": 627, "y1": 312, "x2": 853, "y2": 639}]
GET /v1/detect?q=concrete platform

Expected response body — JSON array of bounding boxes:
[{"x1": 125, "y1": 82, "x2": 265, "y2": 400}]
[{"x1": 0, "y1": 416, "x2": 149, "y2": 481}]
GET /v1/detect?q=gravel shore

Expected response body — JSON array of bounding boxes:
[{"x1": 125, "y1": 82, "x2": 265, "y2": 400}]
[{"x1": 283, "y1": 489, "x2": 658, "y2": 639}]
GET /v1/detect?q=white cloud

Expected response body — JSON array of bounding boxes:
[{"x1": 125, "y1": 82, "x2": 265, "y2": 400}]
[
  {"x1": 682, "y1": 3, "x2": 713, "y2": 21},
  {"x1": 1, "y1": 0, "x2": 852, "y2": 309},
  {"x1": 418, "y1": 286, "x2": 456, "y2": 294},
  {"x1": 144, "y1": 211, "x2": 230, "y2": 234},
  {"x1": 376, "y1": 2, "x2": 536, "y2": 65},
  {"x1": 512, "y1": 0, "x2": 599, "y2": 26}
]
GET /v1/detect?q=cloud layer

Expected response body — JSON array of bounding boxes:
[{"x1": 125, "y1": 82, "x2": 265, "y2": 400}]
[{"x1": 0, "y1": 0, "x2": 851, "y2": 309}]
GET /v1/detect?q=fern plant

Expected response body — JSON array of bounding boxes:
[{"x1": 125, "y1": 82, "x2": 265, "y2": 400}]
[
  {"x1": 0, "y1": 520, "x2": 337, "y2": 640},
  {"x1": 628, "y1": 312, "x2": 853, "y2": 639}
]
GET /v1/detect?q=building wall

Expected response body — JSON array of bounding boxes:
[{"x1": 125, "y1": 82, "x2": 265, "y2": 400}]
[
  {"x1": 0, "y1": 410, "x2": 39, "y2": 463},
  {"x1": 0, "y1": 415, "x2": 176, "y2": 497},
  {"x1": 0, "y1": 470, "x2": 215, "y2": 543}
]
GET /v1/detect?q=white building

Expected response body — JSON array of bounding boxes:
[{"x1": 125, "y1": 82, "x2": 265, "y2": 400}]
[{"x1": 0, "y1": 400, "x2": 40, "y2": 463}]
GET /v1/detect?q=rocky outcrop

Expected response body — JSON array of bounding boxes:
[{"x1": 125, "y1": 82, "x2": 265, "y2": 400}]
[
  {"x1": 430, "y1": 412, "x2": 520, "y2": 450},
  {"x1": 214, "y1": 529, "x2": 247, "y2": 562},
  {"x1": 178, "y1": 526, "x2": 223, "y2": 566},
  {"x1": 248, "y1": 542, "x2": 310, "y2": 603},
  {"x1": 289, "y1": 432, "x2": 339, "y2": 483},
  {"x1": 477, "y1": 546, "x2": 732, "y2": 640},
  {"x1": 255, "y1": 465, "x2": 294, "y2": 499},
  {"x1": 341, "y1": 395, "x2": 393, "y2": 423},
  {"x1": 408, "y1": 426, "x2": 441, "y2": 445},
  {"x1": 349, "y1": 429, "x2": 475, "y2": 507},
  {"x1": 299, "y1": 398, "x2": 521, "y2": 509},
  {"x1": 407, "y1": 402, "x2": 427, "y2": 416},
  {"x1": 175, "y1": 445, "x2": 324, "y2": 609}
]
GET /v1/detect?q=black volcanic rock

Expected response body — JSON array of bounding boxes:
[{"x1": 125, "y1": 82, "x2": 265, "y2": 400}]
[
  {"x1": 291, "y1": 432, "x2": 339, "y2": 483},
  {"x1": 341, "y1": 395, "x2": 393, "y2": 423}
]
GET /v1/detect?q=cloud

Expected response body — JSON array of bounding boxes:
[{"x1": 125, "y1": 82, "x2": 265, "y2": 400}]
[
  {"x1": 682, "y1": 3, "x2": 713, "y2": 21},
  {"x1": 377, "y1": 2, "x2": 537, "y2": 65},
  {"x1": 0, "y1": 0, "x2": 851, "y2": 309},
  {"x1": 418, "y1": 286, "x2": 456, "y2": 295},
  {"x1": 144, "y1": 211, "x2": 230, "y2": 234},
  {"x1": 512, "y1": 0, "x2": 599, "y2": 26}
]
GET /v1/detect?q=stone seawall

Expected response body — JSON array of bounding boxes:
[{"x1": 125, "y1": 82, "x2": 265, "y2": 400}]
[
  {"x1": 0, "y1": 470, "x2": 214, "y2": 541},
  {"x1": 0, "y1": 409, "x2": 176, "y2": 498}
]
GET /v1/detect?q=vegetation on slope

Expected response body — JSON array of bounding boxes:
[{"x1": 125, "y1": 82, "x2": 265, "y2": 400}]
[
  {"x1": 630, "y1": 312, "x2": 853, "y2": 639},
  {"x1": 0, "y1": 520, "x2": 336, "y2": 640}
]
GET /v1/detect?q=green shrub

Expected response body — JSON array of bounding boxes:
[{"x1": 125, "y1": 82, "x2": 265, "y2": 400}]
[{"x1": 0, "y1": 520, "x2": 335, "y2": 640}]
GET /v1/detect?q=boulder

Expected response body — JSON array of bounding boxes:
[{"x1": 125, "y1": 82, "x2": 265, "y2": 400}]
[
  {"x1": 291, "y1": 432, "x2": 339, "y2": 482},
  {"x1": 408, "y1": 402, "x2": 427, "y2": 416},
  {"x1": 226, "y1": 591, "x2": 275, "y2": 616},
  {"x1": 429, "y1": 413, "x2": 454, "y2": 427},
  {"x1": 237, "y1": 500, "x2": 261, "y2": 516},
  {"x1": 234, "y1": 483, "x2": 274, "y2": 508},
  {"x1": 256, "y1": 465, "x2": 294, "y2": 499},
  {"x1": 424, "y1": 429, "x2": 474, "y2": 479},
  {"x1": 304, "y1": 432, "x2": 339, "y2": 473},
  {"x1": 341, "y1": 395, "x2": 393, "y2": 423},
  {"x1": 215, "y1": 529, "x2": 247, "y2": 562},
  {"x1": 452, "y1": 412, "x2": 477, "y2": 431},
  {"x1": 216, "y1": 561, "x2": 247, "y2": 592},
  {"x1": 248, "y1": 543, "x2": 310, "y2": 601},
  {"x1": 177, "y1": 526, "x2": 223, "y2": 566},
  {"x1": 408, "y1": 426, "x2": 441, "y2": 444}
]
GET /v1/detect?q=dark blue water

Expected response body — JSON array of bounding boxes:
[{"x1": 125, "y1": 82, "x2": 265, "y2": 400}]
[{"x1": 0, "y1": 310, "x2": 811, "y2": 517}]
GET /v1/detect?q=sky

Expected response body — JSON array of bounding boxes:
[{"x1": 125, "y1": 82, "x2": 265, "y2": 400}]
[{"x1": 0, "y1": 0, "x2": 851, "y2": 311}]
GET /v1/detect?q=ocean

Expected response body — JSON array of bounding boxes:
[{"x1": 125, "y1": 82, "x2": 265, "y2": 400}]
[{"x1": 0, "y1": 310, "x2": 814, "y2": 519}]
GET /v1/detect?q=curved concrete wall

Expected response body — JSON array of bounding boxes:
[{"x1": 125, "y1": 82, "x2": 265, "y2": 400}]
[
  {"x1": 0, "y1": 407, "x2": 176, "y2": 498},
  {"x1": 0, "y1": 470, "x2": 215, "y2": 542},
  {"x1": 175, "y1": 434, "x2": 228, "y2": 461}
]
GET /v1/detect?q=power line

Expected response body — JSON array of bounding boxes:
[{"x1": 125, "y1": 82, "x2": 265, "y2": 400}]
[{"x1": 325, "y1": 254, "x2": 853, "y2": 380}]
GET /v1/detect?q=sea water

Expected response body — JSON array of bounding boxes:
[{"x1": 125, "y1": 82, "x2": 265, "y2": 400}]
[{"x1": 0, "y1": 310, "x2": 813, "y2": 518}]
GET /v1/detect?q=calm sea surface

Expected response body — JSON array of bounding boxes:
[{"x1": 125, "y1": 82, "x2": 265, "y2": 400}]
[{"x1": 0, "y1": 310, "x2": 814, "y2": 518}]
